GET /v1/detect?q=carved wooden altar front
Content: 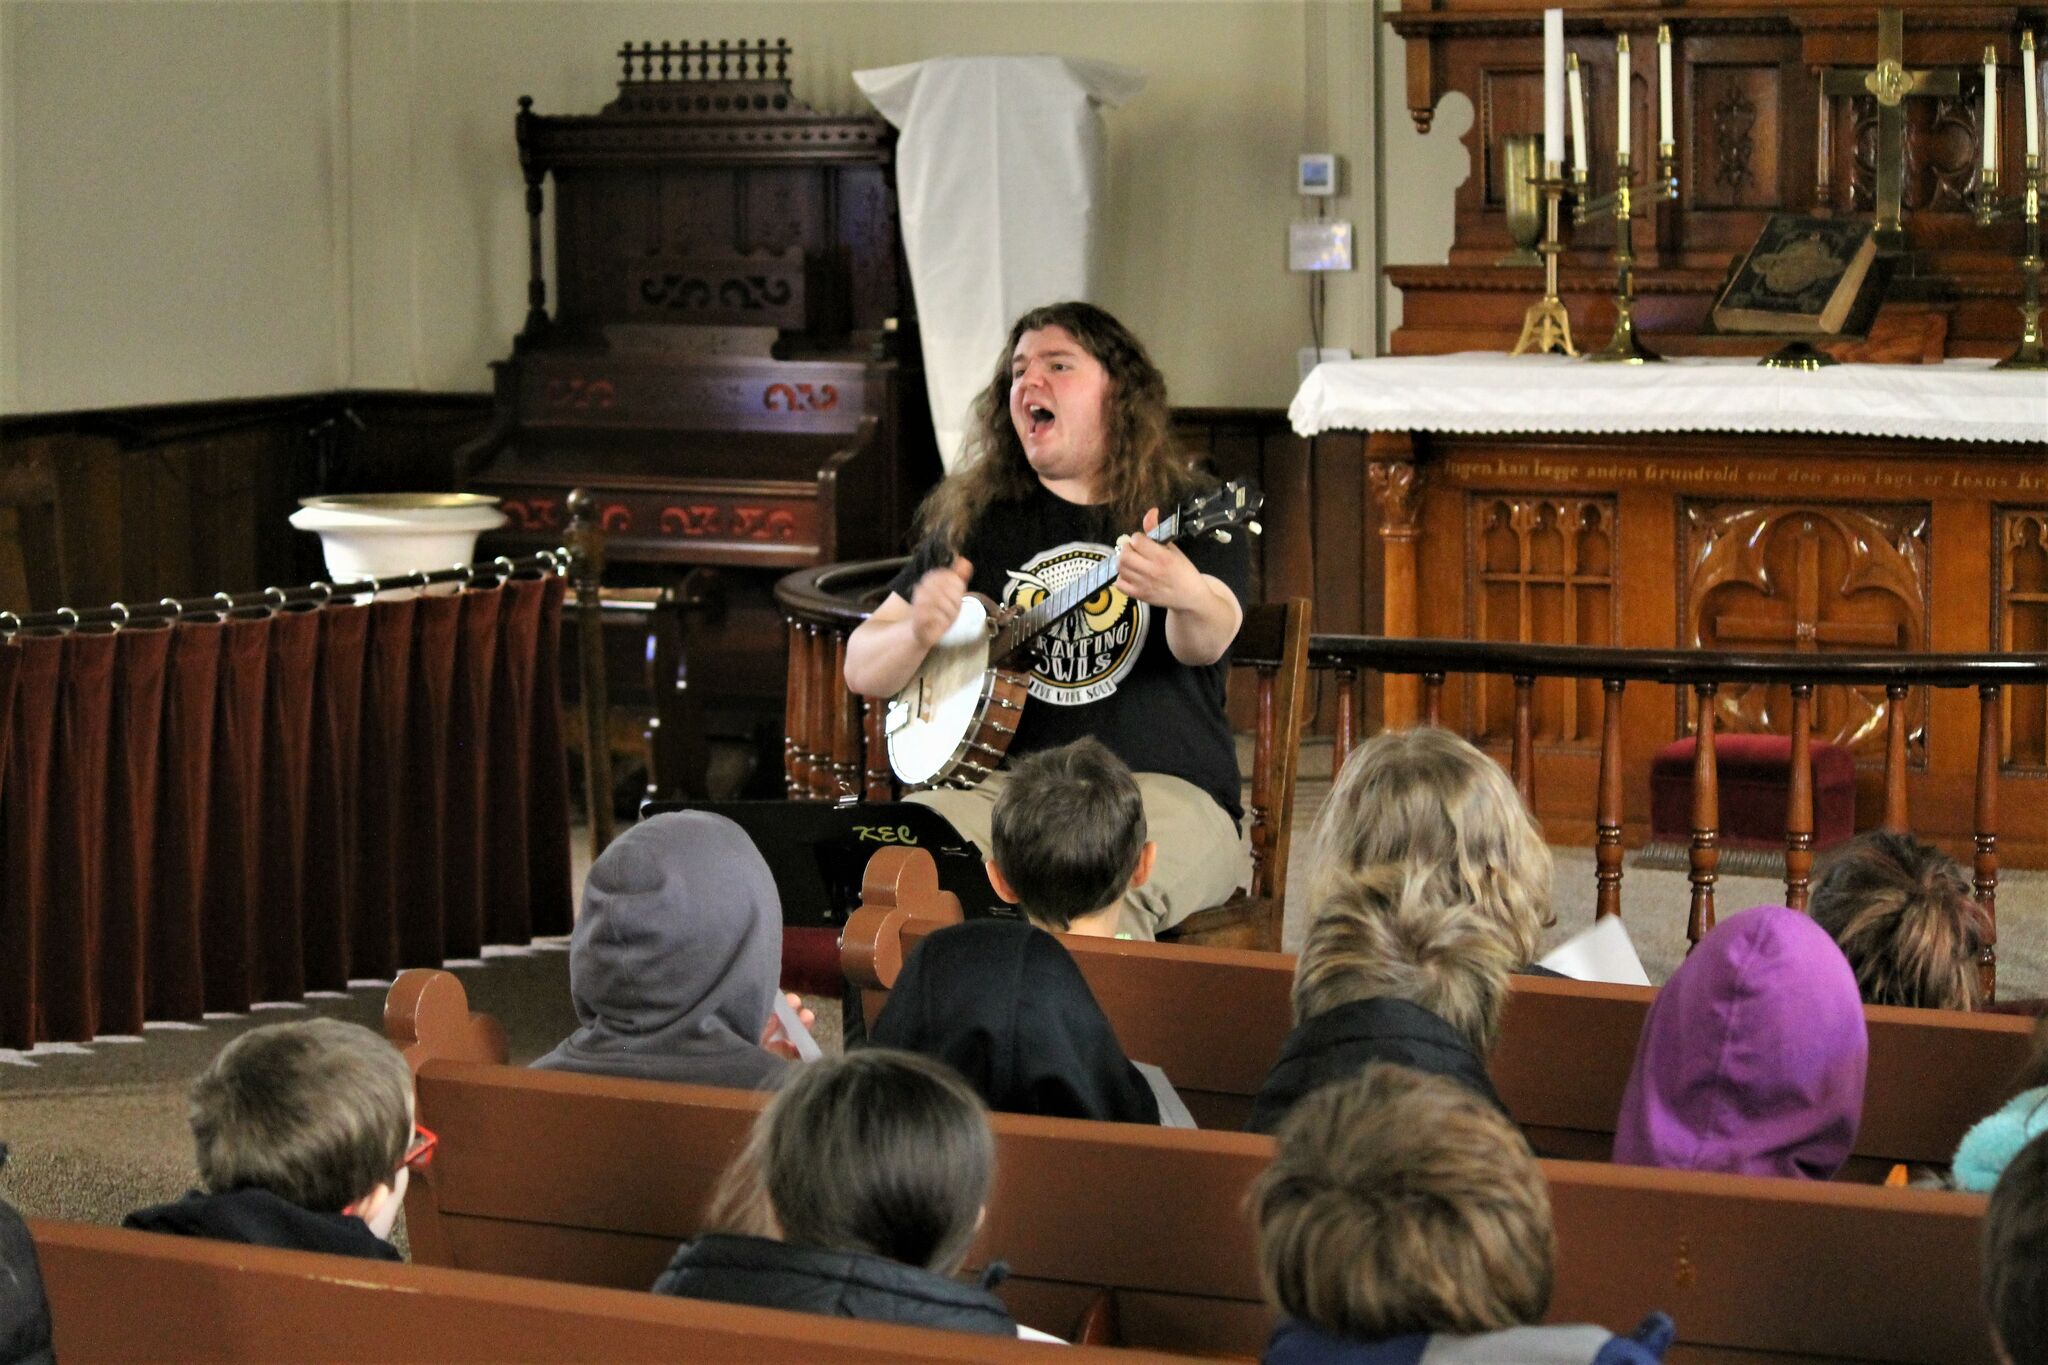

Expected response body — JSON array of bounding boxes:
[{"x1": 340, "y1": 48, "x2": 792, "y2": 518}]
[
  {"x1": 1345, "y1": 427, "x2": 2048, "y2": 862},
  {"x1": 1388, "y1": 0, "x2": 2048, "y2": 356}
]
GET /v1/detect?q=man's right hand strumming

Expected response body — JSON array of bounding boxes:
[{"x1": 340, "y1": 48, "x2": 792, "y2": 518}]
[
  {"x1": 843, "y1": 558, "x2": 974, "y2": 698},
  {"x1": 908, "y1": 558, "x2": 974, "y2": 649}
]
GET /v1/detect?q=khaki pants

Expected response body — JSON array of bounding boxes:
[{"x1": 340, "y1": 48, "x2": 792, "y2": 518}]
[{"x1": 909, "y1": 770, "x2": 1253, "y2": 941}]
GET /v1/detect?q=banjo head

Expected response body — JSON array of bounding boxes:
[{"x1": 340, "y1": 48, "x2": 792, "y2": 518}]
[{"x1": 886, "y1": 594, "x2": 996, "y2": 787}]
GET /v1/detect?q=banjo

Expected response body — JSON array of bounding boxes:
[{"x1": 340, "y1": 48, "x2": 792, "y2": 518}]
[{"x1": 884, "y1": 479, "x2": 1264, "y2": 789}]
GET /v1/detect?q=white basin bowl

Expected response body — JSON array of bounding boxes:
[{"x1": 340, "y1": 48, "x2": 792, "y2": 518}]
[{"x1": 289, "y1": 493, "x2": 508, "y2": 598}]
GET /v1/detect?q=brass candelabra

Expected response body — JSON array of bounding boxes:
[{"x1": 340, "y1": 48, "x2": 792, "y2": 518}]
[
  {"x1": 1977, "y1": 153, "x2": 2047, "y2": 370},
  {"x1": 1574, "y1": 145, "x2": 1681, "y2": 363},
  {"x1": 1510, "y1": 160, "x2": 1578, "y2": 357}
]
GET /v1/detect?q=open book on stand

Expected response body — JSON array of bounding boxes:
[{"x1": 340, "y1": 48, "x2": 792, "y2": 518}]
[{"x1": 1711, "y1": 214, "x2": 1884, "y2": 335}]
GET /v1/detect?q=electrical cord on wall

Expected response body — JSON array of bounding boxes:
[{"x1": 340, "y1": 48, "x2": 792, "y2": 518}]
[{"x1": 1307, "y1": 195, "x2": 1326, "y2": 355}]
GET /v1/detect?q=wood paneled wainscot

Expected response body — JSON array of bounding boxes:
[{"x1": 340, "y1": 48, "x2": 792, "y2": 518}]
[{"x1": 1338, "y1": 428, "x2": 2048, "y2": 863}]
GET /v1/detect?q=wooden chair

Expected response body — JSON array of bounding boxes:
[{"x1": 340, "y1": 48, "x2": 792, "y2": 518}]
[
  {"x1": 387, "y1": 967, "x2": 1996, "y2": 1364},
  {"x1": 844, "y1": 845, "x2": 2037, "y2": 1159},
  {"x1": 34, "y1": 1220, "x2": 1171, "y2": 1363},
  {"x1": 1160, "y1": 595, "x2": 1309, "y2": 952}
]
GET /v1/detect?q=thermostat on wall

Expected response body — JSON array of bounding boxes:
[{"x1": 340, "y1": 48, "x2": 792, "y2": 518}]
[{"x1": 1297, "y1": 153, "x2": 1340, "y2": 197}]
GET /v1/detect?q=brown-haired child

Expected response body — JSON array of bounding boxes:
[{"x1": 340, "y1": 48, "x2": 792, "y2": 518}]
[
  {"x1": 1253, "y1": 1063, "x2": 1673, "y2": 1363},
  {"x1": 124, "y1": 1018, "x2": 428, "y2": 1261}
]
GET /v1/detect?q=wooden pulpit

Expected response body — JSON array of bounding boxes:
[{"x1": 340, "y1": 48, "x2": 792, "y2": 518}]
[{"x1": 459, "y1": 40, "x2": 940, "y2": 796}]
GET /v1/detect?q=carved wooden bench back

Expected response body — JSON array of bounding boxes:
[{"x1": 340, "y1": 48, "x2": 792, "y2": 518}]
[
  {"x1": 842, "y1": 846, "x2": 2036, "y2": 1163},
  {"x1": 387, "y1": 966, "x2": 1994, "y2": 1363}
]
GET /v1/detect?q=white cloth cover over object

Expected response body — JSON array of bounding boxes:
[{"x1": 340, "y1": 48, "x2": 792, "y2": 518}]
[
  {"x1": 1289, "y1": 352, "x2": 2048, "y2": 446},
  {"x1": 856, "y1": 56, "x2": 1145, "y2": 471}
]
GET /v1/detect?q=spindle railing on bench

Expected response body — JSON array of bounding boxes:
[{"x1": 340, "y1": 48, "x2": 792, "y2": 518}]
[{"x1": 1313, "y1": 636, "x2": 2048, "y2": 997}]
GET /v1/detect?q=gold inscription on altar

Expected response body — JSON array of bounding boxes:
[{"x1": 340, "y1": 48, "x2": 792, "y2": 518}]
[{"x1": 1443, "y1": 457, "x2": 2048, "y2": 495}]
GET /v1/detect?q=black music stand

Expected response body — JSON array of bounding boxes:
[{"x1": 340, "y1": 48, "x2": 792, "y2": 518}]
[{"x1": 639, "y1": 799, "x2": 1010, "y2": 928}]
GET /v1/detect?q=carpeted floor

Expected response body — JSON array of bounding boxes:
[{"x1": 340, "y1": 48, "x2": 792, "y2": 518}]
[{"x1": 5, "y1": 759, "x2": 2043, "y2": 1242}]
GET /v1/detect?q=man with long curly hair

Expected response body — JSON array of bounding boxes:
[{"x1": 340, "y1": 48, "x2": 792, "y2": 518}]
[{"x1": 844, "y1": 302, "x2": 1251, "y2": 938}]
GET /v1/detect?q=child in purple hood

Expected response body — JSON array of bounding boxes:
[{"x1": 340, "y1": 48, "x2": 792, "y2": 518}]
[{"x1": 1614, "y1": 906, "x2": 1868, "y2": 1180}]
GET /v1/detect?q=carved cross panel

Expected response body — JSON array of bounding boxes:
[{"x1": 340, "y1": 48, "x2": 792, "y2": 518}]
[
  {"x1": 1998, "y1": 509, "x2": 2048, "y2": 770},
  {"x1": 1685, "y1": 502, "x2": 1929, "y2": 754},
  {"x1": 1468, "y1": 495, "x2": 1617, "y2": 746}
]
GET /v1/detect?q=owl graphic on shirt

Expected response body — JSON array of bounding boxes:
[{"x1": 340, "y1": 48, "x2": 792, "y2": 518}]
[{"x1": 1001, "y1": 541, "x2": 1147, "y2": 706}]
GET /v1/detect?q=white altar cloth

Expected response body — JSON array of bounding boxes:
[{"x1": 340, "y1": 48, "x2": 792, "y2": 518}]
[{"x1": 1288, "y1": 353, "x2": 2048, "y2": 446}]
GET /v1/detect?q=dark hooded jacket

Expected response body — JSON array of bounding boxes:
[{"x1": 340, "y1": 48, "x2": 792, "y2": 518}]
[
  {"x1": 1247, "y1": 997, "x2": 1505, "y2": 1136},
  {"x1": 653, "y1": 1232, "x2": 1015, "y2": 1337},
  {"x1": 869, "y1": 919, "x2": 1160, "y2": 1125},
  {"x1": 122, "y1": 1187, "x2": 401, "y2": 1261},
  {"x1": 532, "y1": 811, "x2": 791, "y2": 1090},
  {"x1": 1263, "y1": 1312, "x2": 1675, "y2": 1365},
  {"x1": 1, "y1": 1147, "x2": 54, "y2": 1365}
]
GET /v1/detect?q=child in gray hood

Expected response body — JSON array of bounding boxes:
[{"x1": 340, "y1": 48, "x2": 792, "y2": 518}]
[{"x1": 533, "y1": 811, "x2": 804, "y2": 1089}]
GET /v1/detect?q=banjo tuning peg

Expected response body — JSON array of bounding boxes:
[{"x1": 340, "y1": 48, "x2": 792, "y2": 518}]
[
  {"x1": 1248, "y1": 521, "x2": 1262, "y2": 535},
  {"x1": 1211, "y1": 530, "x2": 1232, "y2": 543}
]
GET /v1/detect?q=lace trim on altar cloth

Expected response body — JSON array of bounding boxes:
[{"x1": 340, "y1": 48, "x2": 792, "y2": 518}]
[{"x1": 1288, "y1": 353, "x2": 2048, "y2": 446}]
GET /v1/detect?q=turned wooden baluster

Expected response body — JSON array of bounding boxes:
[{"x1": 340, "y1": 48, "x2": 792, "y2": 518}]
[
  {"x1": 785, "y1": 621, "x2": 811, "y2": 798},
  {"x1": 807, "y1": 624, "x2": 837, "y2": 801},
  {"x1": 863, "y1": 697, "x2": 892, "y2": 801},
  {"x1": 1688, "y1": 682, "x2": 1721, "y2": 949},
  {"x1": 566, "y1": 489, "x2": 615, "y2": 856},
  {"x1": 831, "y1": 633, "x2": 859, "y2": 799},
  {"x1": 1251, "y1": 667, "x2": 1277, "y2": 898},
  {"x1": 1785, "y1": 682, "x2": 1815, "y2": 911},
  {"x1": 1422, "y1": 672, "x2": 1445, "y2": 727},
  {"x1": 1882, "y1": 682, "x2": 1909, "y2": 831},
  {"x1": 1334, "y1": 668, "x2": 1358, "y2": 775},
  {"x1": 1976, "y1": 684, "x2": 2001, "y2": 1001},
  {"x1": 1595, "y1": 678, "x2": 1625, "y2": 920},
  {"x1": 1511, "y1": 674, "x2": 1535, "y2": 807}
]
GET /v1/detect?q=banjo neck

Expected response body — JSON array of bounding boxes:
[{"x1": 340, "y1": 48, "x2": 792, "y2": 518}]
[{"x1": 986, "y1": 507, "x2": 1184, "y2": 666}]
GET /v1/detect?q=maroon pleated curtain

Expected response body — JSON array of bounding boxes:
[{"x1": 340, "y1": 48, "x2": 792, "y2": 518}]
[{"x1": 0, "y1": 572, "x2": 572, "y2": 1050}]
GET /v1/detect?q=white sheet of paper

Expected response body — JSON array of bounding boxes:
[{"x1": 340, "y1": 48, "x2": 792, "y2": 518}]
[
  {"x1": 771, "y1": 994, "x2": 823, "y2": 1063},
  {"x1": 1537, "y1": 915, "x2": 1651, "y2": 987},
  {"x1": 1132, "y1": 1060, "x2": 1197, "y2": 1129}
]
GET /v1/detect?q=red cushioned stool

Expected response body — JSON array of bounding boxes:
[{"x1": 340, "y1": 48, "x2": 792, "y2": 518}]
[{"x1": 1649, "y1": 734, "x2": 1857, "y2": 852}]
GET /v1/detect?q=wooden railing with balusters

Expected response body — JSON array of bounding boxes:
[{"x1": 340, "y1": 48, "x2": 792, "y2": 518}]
[
  {"x1": 1312, "y1": 636, "x2": 2048, "y2": 998},
  {"x1": 777, "y1": 558, "x2": 904, "y2": 805}
]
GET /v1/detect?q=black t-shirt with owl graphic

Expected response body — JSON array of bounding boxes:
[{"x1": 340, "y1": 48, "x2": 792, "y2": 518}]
[{"x1": 888, "y1": 486, "x2": 1251, "y2": 822}]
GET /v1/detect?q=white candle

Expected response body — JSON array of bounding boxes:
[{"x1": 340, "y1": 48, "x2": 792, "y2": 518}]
[
  {"x1": 2025, "y1": 30, "x2": 2039, "y2": 161},
  {"x1": 1544, "y1": 9, "x2": 1566, "y2": 167},
  {"x1": 1658, "y1": 24, "x2": 1675, "y2": 147},
  {"x1": 1616, "y1": 34, "x2": 1632, "y2": 158},
  {"x1": 1567, "y1": 53, "x2": 1588, "y2": 175},
  {"x1": 1985, "y1": 45, "x2": 1999, "y2": 174}
]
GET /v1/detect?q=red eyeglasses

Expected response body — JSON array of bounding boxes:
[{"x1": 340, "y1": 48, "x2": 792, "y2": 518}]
[{"x1": 401, "y1": 1124, "x2": 438, "y2": 1175}]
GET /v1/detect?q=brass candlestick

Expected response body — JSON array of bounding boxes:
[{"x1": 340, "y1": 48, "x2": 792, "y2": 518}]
[
  {"x1": 1511, "y1": 160, "x2": 1578, "y2": 356},
  {"x1": 1576, "y1": 145, "x2": 1682, "y2": 363},
  {"x1": 1977, "y1": 153, "x2": 2047, "y2": 369}
]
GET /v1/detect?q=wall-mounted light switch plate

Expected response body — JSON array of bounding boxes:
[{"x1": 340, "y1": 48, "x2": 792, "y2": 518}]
[{"x1": 1289, "y1": 220, "x2": 1354, "y2": 272}]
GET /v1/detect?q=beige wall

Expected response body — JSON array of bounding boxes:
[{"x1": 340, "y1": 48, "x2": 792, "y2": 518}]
[
  {"x1": 2, "y1": 0, "x2": 1457, "y2": 416},
  {"x1": 1375, "y1": 2, "x2": 1470, "y2": 348},
  {"x1": 2, "y1": 1, "x2": 348, "y2": 414}
]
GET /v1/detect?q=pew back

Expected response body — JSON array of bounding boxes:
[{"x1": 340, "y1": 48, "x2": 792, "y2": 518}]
[
  {"x1": 33, "y1": 1219, "x2": 1172, "y2": 1362},
  {"x1": 392, "y1": 968, "x2": 1995, "y2": 1364},
  {"x1": 844, "y1": 847, "x2": 2036, "y2": 1163}
]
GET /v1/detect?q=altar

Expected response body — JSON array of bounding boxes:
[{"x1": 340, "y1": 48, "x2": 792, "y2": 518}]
[{"x1": 1290, "y1": 352, "x2": 2048, "y2": 860}]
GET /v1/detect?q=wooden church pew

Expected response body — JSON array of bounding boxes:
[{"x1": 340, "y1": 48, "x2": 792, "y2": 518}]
[
  {"x1": 386, "y1": 967, "x2": 1995, "y2": 1364},
  {"x1": 31, "y1": 1218, "x2": 1173, "y2": 1363},
  {"x1": 842, "y1": 846, "x2": 2036, "y2": 1168}
]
